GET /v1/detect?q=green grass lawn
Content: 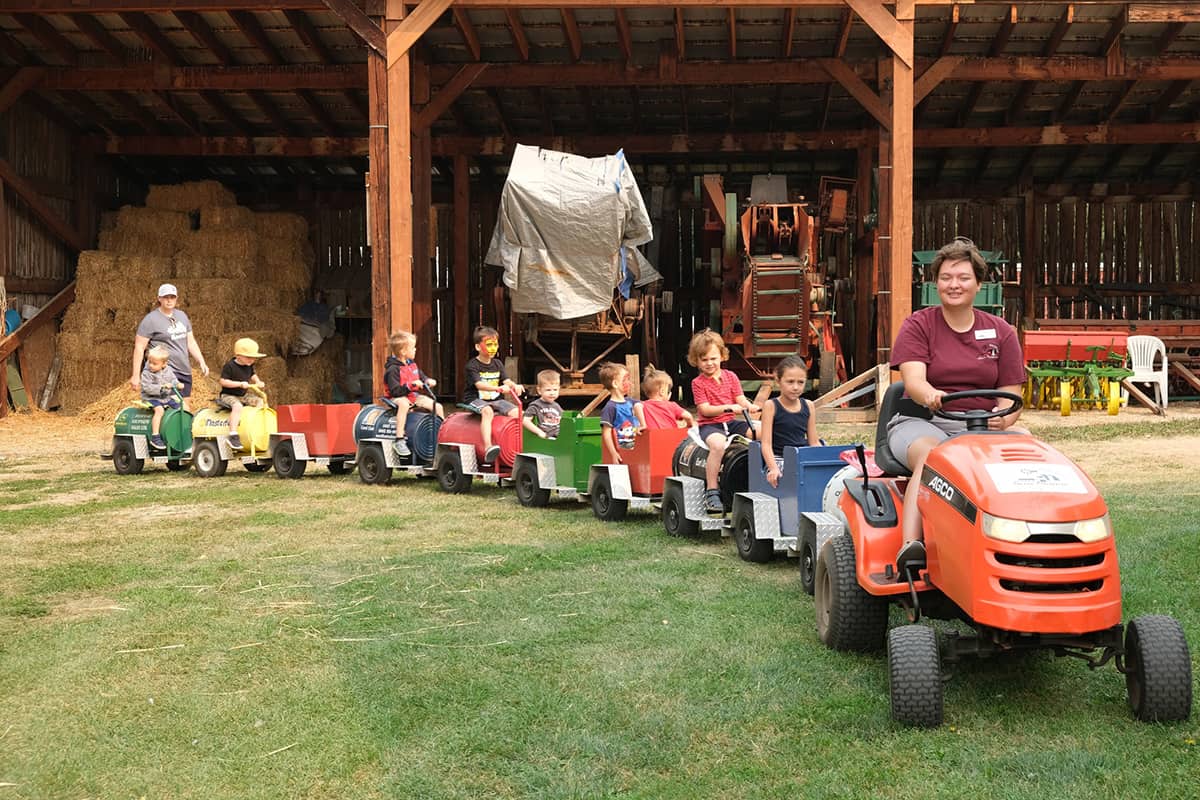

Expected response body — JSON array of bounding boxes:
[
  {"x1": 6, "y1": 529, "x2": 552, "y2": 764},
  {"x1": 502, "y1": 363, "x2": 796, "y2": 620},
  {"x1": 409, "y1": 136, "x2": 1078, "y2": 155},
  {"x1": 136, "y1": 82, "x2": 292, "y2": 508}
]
[{"x1": 1, "y1": 434, "x2": 1197, "y2": 799}]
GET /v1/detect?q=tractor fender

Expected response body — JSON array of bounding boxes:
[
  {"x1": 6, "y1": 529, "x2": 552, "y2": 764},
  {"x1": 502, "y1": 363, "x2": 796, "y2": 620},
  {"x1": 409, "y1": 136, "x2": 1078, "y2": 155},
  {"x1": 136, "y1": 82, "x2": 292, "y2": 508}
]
[
  {"x1": 733, "y1": 492, "x2": 782, "y2": 542},
  {"x1": 801, "y1": 511, "x2": 847, "y2": 560},
  {"x1": 436, "y1": 442, "x2": 479, "y2": 474},
  {"x1": 665, "y1": 475, "x2": 707, "y2": 522},
  {"x1": 516, "y1": 452, "x2": 556, "y2": 491},
  {"x1": 271, "y1": 432, "x2": 310, "y2": 461},
  {"x1": 589, "y1": 463, "x2": 633, "y2": 501}
]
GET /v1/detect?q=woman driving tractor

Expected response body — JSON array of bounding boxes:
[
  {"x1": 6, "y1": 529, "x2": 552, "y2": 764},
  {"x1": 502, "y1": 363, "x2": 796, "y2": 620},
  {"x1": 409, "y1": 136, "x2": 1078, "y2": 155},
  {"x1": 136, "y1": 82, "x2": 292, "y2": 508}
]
[{"x1": 888, "y1": 237, "x2": 1027, "y2": 568}]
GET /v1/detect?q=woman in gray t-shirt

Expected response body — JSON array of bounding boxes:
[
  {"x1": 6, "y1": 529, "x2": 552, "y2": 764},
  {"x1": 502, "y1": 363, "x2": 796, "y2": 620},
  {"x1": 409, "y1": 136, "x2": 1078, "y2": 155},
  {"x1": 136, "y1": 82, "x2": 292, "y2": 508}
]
[{"x1": 129, "y1": 283, "x2": 209, "y2": 406}]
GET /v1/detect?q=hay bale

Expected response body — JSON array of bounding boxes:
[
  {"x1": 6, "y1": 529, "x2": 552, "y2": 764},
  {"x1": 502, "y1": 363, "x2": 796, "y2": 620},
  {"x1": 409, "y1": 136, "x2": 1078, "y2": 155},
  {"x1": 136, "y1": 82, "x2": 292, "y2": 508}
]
[
  {"x1": 253, "y1": 212, "x2": 309, "y2": 242},
  {"x1": 174, "y1": 253, "x2": 251, "y2": 280},
  {"x1": 116, "y1": 206, "x2": 193, "y2": 238},
  {"x1": 146, "y1": 181, "x2": 236, "y2": 212},
  {"x1": 98, "y1": 229, "x2": 180, "y2": 258},
  {"x1": 178, "y1": 229, "x2": 258, "y2": 261},
  {"x1": 75, "y1": 250, "x2": 117, "y2": 281},
  {"x1": 99, "y1": 210, "x2": 119, "y2": 232},
  {"x1": 201, "y1": 205, "x2": 255, "y2": 230}
]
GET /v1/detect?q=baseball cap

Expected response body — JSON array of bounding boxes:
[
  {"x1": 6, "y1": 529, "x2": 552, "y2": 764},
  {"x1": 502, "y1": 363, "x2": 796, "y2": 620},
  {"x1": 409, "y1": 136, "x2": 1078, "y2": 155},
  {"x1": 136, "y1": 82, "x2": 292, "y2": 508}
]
[
  {"x1": 234, "y1": 337, "x2": 267, "y2": 358},
  {"x1": 157, "y1": 283, "x2": 178, "y2": 297}
]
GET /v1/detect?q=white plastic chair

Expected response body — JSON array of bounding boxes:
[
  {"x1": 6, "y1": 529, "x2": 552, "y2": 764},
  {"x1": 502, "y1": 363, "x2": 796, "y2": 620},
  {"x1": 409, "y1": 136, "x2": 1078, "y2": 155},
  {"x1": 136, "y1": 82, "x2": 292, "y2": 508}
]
[{"x1": 1126, "y1": 335, "x2": 1169, "y2": 408}]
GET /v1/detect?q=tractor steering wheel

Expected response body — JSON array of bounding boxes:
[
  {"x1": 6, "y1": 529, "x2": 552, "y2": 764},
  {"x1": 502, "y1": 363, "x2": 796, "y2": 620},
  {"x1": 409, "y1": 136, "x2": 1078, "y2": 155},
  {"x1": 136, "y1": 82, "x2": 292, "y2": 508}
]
[{"x1": 934, "y1": 389, "x2": 1023, "y2": 432}]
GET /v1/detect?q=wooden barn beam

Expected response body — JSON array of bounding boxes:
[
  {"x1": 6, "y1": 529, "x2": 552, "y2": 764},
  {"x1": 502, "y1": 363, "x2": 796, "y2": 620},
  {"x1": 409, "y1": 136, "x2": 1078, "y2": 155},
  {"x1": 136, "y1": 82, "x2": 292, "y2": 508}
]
[
  {"x1": 0, "y1": 158, "x2": 88, "y2": 252},
  {"x1": 69, "y1": 13, "x2": 128, "y2": 63},
  {"x1": 821, "y1": 58, "x2": 889, "y2": 128},
  {"x1": 914, "y1": 56, "x2": 962, "y2": 104},
  {"x1": 1006, "y1": 4, "x2": 1072, "y2": 123},
  {"x1": 845, "y1": 0, "x2": 912, "y2": 68},
  {"x1": 615, "y1": 9, "x2": 633, "y2": 63},
  {"x1": 1129, "y1": 4, "x2": 1200, "y2": 23},
  {"x1": 505, "y1": 9, "x2": 531, "y2": 62},
  {"x1": 0, "y1": 0, "x2": 981, "y2": 9},
  {"x1": 413, "y1": 62, "x2": 488, "y2": 130},
  {"x1": 323, "y1": 0, "x2": 386, "y2": 56},
  {"x1": 200, "y1": 89, "x2": 256, "y2": 136},
  {"x1": 727, "y1": 8, "x2": 736, "y2": 61},
  {"x1": 152, "y1": 90, "x2": 204, "y2": 135},
  {"x1": 285, "y1": 10, "x2": 336, "y2": 63},
  {"x1": 40, "y1": 64, "x2": 366, "y2": 91},
  {"x1": 938, "y1": 2, "x2": 958, "y2": 57},
  {"x1": 387, "y1": 0, "x2": 454, "y2": 66},
  {"x1": 782, "y1": 8, "x2": 796, "y2": 59},
  {"x1": 958, "y1": 4, "x2": 1017, "y2": 125},
  {"x1": 121, "y1": 12, "x2": 188, "y2": 65},
  {"x1": 108, "y1": 90, "x2": 168, "y2": 135},
  {"x1": 174, "y1": 10, "x2": 236, "y2": 64},
  {"x1": 456, "y1": 7, "x2": 482, "y2": 61},
  {"x1": 452, "y1": 154, "x2": 470, "y2": 401},
  {"x1": 367, "y1": 14, "x2": 389, "y2": 397},
  {"x1": 674, "y1": 8, "x2": 685, "y2": 61},
  {"x1": 0, "y1": 67, "x2": 43, "y2": 114},
  {"x1": 885, "y1": 0, "x2": 914, "y2": 351},
  {"x1": 13, "y1": 13, "x2": 79, "y2": 65}
]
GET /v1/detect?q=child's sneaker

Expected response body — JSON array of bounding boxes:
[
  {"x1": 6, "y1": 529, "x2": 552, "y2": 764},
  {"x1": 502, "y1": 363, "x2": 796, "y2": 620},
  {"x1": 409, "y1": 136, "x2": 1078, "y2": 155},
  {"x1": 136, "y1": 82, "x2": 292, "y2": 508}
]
[
  {"x1": 149, "y1": 434, "x2": 166, "y2": 449},
  {"x1": 227, "y1": 434, "x2": 243, "y2": 450},
  {"x1": 393, "y1": 437, "x2": 411, "y2": 458},
  {"x1": 483, "y1": 444, "x2": 500, "y2": 465},
  {"x1": 704, "y1": 490, "x2": 724, "y2": 514}
]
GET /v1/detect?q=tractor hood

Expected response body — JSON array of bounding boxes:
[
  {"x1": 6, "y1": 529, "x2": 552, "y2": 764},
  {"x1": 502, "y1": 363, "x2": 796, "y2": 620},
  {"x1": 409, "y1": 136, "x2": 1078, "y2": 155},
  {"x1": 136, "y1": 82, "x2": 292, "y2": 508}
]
[{"x1": 926, "y1": 433, "x2": 1107, "y2": 523}]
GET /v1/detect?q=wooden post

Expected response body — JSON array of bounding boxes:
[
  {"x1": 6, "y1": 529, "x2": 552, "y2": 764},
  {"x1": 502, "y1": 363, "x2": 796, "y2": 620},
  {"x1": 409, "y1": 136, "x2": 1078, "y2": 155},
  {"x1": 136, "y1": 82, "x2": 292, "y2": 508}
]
[
  {"x1": 367, "y1": 16, "x2": 391, "y2": 399},
  {"x1": 412, "y1": 53, "x2": 433, "y2": 370},
  {"x1": 877, "y1": 128, "x2": 892, "y2": 363},
  {"x1": 386, "y1": 0, "x2": 414, "y2": 334},
  {"x1": 888, "y1": 0, "x2": 914, "y2": 350},
  {"x1": 453, "y1": 154, "x2": 470, "y2": 399},
  {"x1": 1022, "y1": 188, "x2": 1037, "y2": 324},
  {"x1": 75, "y1": 141, "x2": 95, "y2": 248},
  {"x1": 854, "y1": 145, "x2": 874, "y2": 374}
]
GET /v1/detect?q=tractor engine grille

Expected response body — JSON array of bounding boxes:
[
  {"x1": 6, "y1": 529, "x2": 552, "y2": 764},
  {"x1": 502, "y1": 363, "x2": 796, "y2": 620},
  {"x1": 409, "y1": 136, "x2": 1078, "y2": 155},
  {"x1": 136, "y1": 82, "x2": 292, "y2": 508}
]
[
  {"x1": 1000, "y1": 578, "x2": 1104, "y2": 594},
  {"x1": 995, "y1": 552, "x2": 1105, "y2": 569},
  {"x1": 998, "y1": 447, "x2": 1046, "y2": 461}
]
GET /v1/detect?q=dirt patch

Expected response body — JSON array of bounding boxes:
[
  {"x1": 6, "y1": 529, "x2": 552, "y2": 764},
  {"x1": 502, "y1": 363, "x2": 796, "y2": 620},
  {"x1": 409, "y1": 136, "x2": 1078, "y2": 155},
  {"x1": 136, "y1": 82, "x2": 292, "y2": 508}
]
[{"x1": 48, "y1": 595, "x2": 131, "y2": 623}]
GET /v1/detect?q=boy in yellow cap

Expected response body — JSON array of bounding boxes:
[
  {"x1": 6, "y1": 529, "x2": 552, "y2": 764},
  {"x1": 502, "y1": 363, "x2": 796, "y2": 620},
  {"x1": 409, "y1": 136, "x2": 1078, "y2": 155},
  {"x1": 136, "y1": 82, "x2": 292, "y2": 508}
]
[{"x1": 218, "y1": 337, "x2": 267, "y2": 450}]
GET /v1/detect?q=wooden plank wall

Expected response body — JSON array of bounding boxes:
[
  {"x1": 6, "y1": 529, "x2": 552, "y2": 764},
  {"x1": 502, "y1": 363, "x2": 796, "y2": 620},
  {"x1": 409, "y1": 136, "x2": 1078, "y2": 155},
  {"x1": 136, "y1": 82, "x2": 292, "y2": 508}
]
[
  {"x1": 1033, "y1": 197, "x2": 1199, "y2": 321},
  {"x1": 0, "y1": 100, "x2": 74, "y2": 312}
]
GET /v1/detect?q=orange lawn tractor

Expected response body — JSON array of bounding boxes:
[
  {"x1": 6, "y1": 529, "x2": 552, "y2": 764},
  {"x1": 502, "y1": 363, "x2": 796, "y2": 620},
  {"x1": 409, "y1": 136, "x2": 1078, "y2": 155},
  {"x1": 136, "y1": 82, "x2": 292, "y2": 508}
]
[{"x1": 816, "y1": 382, "x2": 1193, "y2": 727}]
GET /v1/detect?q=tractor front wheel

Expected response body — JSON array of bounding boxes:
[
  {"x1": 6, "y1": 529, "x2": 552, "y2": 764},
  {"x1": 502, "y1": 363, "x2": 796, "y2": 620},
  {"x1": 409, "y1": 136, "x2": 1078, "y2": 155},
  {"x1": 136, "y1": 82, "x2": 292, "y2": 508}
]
[
  {"x1": 112, "y1": 438, "x2": 144, "y2": 476},
  {"x1": 661, "y1": 482, "x2": 698, "y2": 537},
  {"x1": 590, "y1": 471, "x2": 627, "y2": 522},
  {"x1": 273, "y1": 440, "x2": 307, "y2": 479},
  {"x1": 513, "y1": 460, "x2": 550, "y2": 507},
  {"x1": 888, "y1": 624, "x2": 944, "y2": 728},
  {"x1": 356, "y1": 444, "x2": 391, "y2": 485},
  {"x1": 733, "y1": 504, "x2": 772, "y2": 563},
  {"x1": 799, "y1": 533, "x2": 817, "y2": 596},
  {"x1": 193, "y1": 440, "x2": 227, "y2": 478},
  {"x1": 437, "y1": 451, "x2": 473, "y2": 494},
  {"x1": 814, "y1": 533, "x2": 888, "y2": 652},
  {"x1": 1124, "y1": 615, "x2": 1193, "y2": 722}
]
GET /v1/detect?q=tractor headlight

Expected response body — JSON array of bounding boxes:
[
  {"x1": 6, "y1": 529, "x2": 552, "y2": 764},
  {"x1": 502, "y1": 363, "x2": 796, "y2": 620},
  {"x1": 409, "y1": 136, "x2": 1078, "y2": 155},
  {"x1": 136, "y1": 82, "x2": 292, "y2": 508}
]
[
  {"x1": 982, "y1": 512, "x2": 1030, "y2": 543},
  {"x1": 1072, "y1": 515, "x2": 1113, "y2": 543}
]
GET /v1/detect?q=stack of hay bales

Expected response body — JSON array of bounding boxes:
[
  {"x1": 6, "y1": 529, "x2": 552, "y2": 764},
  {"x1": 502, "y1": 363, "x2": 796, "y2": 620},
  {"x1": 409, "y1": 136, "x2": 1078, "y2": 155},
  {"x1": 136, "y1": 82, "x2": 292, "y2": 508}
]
[{"x1": 61, "y1": 180, "x2": 342, "y2": 415}]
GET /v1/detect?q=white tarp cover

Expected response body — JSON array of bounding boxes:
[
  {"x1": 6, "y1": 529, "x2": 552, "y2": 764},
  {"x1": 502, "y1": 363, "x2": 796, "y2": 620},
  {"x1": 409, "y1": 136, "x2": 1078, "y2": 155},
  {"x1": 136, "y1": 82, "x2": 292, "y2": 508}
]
[{"x1": 484, "y1": 144, "x2": 659, "y2": 319}]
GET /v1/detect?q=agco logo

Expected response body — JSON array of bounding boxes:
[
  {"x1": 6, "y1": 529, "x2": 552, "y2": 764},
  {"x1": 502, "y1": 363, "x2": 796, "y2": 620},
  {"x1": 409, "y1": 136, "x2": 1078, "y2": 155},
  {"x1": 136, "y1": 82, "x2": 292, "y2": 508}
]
[{"x1": 927, "y1": 475, "x2": 956, "y2": 502}]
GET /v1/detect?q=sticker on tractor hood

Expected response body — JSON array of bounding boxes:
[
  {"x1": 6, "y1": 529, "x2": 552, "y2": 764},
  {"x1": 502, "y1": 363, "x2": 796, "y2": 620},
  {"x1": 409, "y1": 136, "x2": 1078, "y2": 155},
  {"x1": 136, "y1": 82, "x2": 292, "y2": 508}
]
[
  {"x1": 984, "y1": 463, "x2": 1088, "y2": 494},
  {"x1": 920, "y1": 468, "x2": 977, "y2": 524}
]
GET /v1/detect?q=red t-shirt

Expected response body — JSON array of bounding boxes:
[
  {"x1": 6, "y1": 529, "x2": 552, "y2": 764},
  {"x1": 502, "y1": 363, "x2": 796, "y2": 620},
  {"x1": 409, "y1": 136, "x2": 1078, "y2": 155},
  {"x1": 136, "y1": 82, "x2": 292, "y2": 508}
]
[
  {"x1": 692, "y1": 369, "x2": 743, "y2": 424},
  {"x1": 640, "y1": 399, "x2": 687, "y2": 429},
  {"x1": 890, "y1": 307, "x2": 1025, "y2": 412}
]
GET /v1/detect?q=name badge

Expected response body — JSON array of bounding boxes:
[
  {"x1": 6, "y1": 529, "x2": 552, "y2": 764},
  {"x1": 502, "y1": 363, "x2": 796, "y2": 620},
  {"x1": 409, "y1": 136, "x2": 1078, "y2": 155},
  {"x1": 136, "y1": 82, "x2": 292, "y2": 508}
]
[{"x1": 975, "y1": 328, "x2": 997, "y2": 340}]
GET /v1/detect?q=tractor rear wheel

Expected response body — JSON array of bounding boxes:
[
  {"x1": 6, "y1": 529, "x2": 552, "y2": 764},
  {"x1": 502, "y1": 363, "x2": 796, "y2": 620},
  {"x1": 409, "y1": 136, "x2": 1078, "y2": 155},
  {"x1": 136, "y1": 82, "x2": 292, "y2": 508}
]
[
  {"x1": 514, "y1": 460, "x2": 550, "y2": 507},
  {"x1": 193, "y1": 440, "x2": 227, "y2": 478},
  {"x1": 733, "y1": 504, "x2": 772, "y2": 563},
  {"x1": 814, "y1": 533, "x2": 888, "y2": 652},
  {"x1": 888, "y1": 625, "x2": 943, "y2": 728},
  {"x1": 273, "y1": 440, "x2": 307, "y2": 479},
  {"x1": 661, "y1": 482, "x2": 698, "y2": 537},
  {"x1": 437, "y1": 451, "x2": 473, "y2": 494},
  {"x1": 590, "y1": 471, "x2": 627, "y2": 522},
  {"x1": 799, "y1": 534, "x2": 817, "y2": 596},
  {"x1": 112, "y1": 437, "x2": 144, "y2": 476},
  {"x1": 1124, "y1": 615, "x2": 1193, "y2": 722},
  {"x1": 356, "y1": 444, "x2": 391, "y2": 485}
]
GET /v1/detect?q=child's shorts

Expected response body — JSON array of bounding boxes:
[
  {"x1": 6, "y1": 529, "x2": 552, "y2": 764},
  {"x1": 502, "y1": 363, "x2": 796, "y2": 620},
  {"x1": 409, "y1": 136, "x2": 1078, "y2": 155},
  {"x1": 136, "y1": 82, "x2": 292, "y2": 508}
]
[
  {"x1": 219, "y1": 392, "x2": 264, "y2": 408},
  {"x1": 146, "y1": 397, "x2": 181, "y2": 409},
  {"x1": 698, "y1": 419, "x2": 751, "y2": 442},
  {"x1": 465, "y1": 398, "x2": 516, "y2": 415}
]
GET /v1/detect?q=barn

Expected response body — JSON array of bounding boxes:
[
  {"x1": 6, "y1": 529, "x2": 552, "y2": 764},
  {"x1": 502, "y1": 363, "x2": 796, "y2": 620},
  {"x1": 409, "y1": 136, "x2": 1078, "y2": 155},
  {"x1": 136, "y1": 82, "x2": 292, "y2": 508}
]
[{"x1": 1, "y1": 0, "x2": 1198, "y2": 415}]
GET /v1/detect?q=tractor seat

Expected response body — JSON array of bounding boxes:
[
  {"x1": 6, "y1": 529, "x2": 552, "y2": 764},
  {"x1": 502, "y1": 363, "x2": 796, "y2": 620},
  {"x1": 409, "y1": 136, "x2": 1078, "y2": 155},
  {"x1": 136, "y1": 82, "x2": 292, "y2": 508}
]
[
  {"x1": 213, "y1": 397, "x2": 233, "y2": 411},
  {"x1": 874, "y1": 381, "x2": 932, "y2": 478}
]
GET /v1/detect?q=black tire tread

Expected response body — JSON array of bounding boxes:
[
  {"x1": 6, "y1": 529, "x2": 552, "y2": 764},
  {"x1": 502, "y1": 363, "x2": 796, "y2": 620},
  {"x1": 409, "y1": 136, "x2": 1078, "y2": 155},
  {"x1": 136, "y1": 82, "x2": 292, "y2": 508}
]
[
  {"x1": 816, "y1": 533, "x2": 888, "y2": 653},
  {"x1": 888, "y1": 624, "x2": 944, "y2": 728},
  {"x1": 514, "y1": 461, "x2": 551, "y2": 507},
  {"x1": 734, "y1": 506, "x2": 772, "y2": 563},
  {"x1": 1126, "y1": 614, "x2": 1193, "y2": 723}
]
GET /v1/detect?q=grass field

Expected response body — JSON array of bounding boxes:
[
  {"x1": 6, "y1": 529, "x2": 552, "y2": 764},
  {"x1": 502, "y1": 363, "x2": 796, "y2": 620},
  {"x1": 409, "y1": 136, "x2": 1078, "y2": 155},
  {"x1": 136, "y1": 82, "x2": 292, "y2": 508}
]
[{"x1": 1, "y1": 422, "x2": 1198, "y2": 799}]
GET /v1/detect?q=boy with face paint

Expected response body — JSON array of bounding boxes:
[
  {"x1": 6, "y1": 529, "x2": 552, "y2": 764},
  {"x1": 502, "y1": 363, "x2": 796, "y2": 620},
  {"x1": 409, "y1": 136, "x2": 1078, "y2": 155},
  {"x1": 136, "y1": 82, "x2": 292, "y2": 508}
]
[{"x1": 463, "y1": 325, "x2": 524, "y2": 465}]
